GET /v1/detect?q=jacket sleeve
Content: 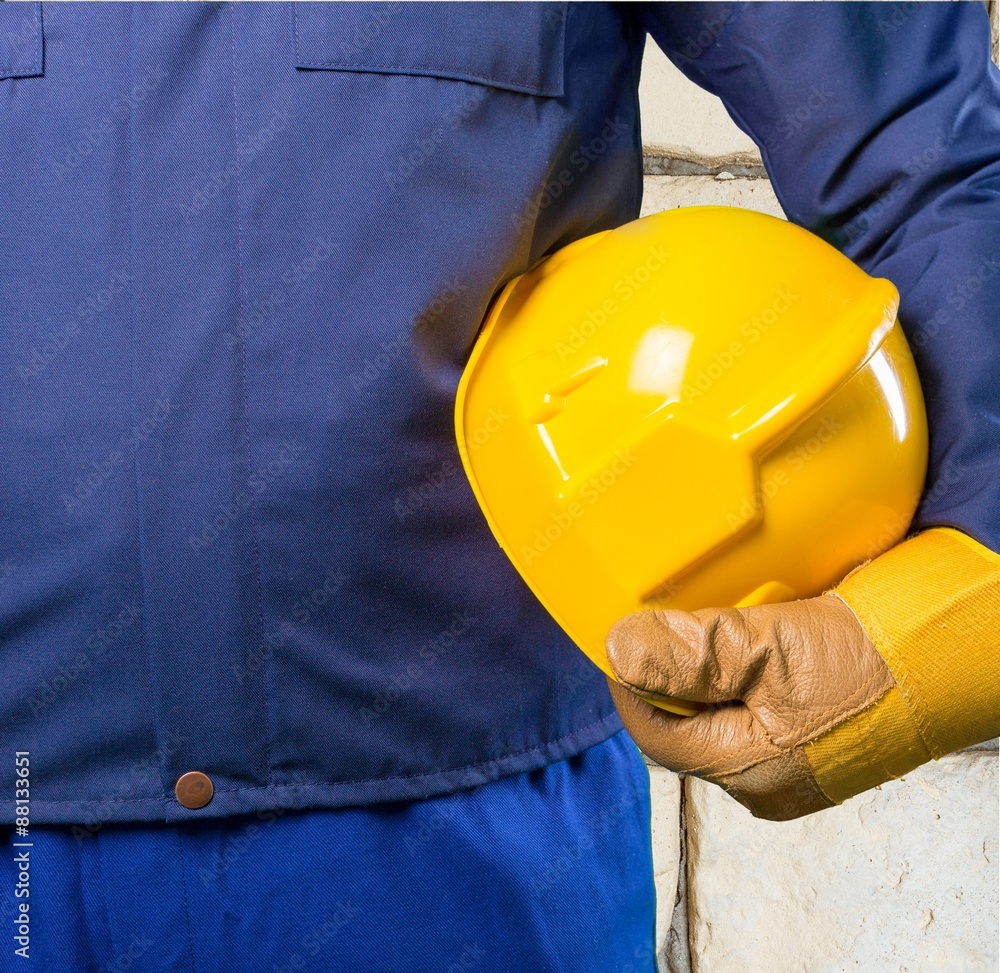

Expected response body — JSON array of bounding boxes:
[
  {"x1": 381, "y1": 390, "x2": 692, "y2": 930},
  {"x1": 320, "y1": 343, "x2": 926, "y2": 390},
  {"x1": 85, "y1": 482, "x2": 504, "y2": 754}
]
[{"x1": 640, "y1": 1, "x2": 1000, "y2": 553}]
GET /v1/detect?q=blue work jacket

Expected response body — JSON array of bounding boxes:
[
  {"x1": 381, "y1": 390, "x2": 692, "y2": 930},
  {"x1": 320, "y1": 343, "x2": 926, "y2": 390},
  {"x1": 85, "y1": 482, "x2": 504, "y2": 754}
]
[{"x1": 1, "y1": 2, "x2": 998, "y2": 824}]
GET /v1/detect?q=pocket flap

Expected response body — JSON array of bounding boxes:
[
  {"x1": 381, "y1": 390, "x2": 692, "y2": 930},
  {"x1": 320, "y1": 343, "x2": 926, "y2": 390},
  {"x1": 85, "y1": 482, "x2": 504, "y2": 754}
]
[
  {"x1": 292, "y1": 2, "x2": 565, "y2": 97},
  {"x1": 0, "y1": 2, "x2": 42, "y2": 80}
]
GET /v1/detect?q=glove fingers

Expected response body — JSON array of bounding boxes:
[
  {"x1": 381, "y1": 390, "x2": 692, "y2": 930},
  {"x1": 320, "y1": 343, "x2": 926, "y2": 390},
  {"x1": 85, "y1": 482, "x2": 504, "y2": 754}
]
[
  {"x1": 607, "y1": 680, "x2": 836, "y2": 820},
  {"x1": 606, "y1": 607, "x2": 763, "y2": 704},
  {"x1": 606, "y1": 679, "x2": 775, "y2": 776}
]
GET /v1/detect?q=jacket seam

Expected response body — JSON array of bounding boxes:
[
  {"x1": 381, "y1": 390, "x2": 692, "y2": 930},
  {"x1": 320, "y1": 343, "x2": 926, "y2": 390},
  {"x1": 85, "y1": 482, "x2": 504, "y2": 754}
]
[
  {"x1": 232, "y1": 7, "x2": 274, "y2": 786},
  {"x1": 126, "y1": 1, "x2": 169, "y2": 803}
]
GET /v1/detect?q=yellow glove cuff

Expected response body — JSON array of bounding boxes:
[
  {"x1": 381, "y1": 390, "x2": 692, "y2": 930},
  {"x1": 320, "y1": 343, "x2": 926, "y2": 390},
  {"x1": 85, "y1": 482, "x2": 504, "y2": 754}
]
[{"x1": 804, "y1": 527, "x2": 1000, "y2": 804}]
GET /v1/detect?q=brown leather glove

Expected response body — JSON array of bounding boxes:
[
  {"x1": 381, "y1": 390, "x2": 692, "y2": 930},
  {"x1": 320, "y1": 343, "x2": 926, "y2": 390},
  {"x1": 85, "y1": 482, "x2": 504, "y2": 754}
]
[{"x1": 605, "y1": 595, "x2": 896, "y2": 821}]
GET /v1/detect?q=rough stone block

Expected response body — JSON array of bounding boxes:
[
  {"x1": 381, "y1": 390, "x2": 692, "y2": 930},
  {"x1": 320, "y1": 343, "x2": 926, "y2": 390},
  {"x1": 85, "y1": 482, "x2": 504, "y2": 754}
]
[
  {"x1": 649, "y1": 764, "x2": 683, "y2": 965},
  {"x1": 639, "y1": 38, "x2": 762, "y2": 168},
  {"x1": 684, "y1": 752, "x2": 999, "y2": 972},
  {"x1": 640, "y1": 175, "x2": 783, "y2": 220}
]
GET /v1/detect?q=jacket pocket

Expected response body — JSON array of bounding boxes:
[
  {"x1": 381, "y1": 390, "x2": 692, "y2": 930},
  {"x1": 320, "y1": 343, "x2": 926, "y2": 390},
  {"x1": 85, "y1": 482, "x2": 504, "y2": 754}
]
[
  {"x1": 291, "y1": 1, "x2": 566, "y2": 97},
  {"x1": 0, "y1": 1, "x2": 42, "y2": 80}
]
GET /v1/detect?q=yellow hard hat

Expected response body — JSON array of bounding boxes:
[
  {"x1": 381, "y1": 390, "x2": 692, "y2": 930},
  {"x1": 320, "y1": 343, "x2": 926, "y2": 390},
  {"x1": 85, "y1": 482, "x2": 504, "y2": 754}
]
[{"x1": 455, "y1": 206, "x2": 928, "y2": 715}]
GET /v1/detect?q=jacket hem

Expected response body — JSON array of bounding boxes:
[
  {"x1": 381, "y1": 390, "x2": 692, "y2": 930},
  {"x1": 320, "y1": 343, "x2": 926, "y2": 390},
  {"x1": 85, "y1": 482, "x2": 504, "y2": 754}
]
[{"x1": 1, "y1": 711, "x2": 626, "y2": 825}]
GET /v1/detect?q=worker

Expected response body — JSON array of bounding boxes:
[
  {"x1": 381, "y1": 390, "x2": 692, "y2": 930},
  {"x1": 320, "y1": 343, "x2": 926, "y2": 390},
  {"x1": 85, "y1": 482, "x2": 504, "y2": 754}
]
[{"x1": 0, "y1": 3, "x2": 996, "y2": 970}]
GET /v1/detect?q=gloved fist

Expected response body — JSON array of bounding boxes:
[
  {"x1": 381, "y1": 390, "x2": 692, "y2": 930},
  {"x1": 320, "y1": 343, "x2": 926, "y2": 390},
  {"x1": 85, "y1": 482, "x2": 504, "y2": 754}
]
[
  {"x1": 605, "y1": 595, "x2": 896, "y2": 821},
  {"x1": 605, "y1": 528, "x2": 1000, "y2": 821}
]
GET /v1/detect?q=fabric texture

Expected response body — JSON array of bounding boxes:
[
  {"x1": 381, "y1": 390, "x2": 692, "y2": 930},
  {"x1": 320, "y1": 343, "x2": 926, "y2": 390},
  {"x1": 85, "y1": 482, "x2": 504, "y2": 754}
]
[
  {"x1": 809, "y1": 527, "x2": 1000, "y2": 800},
  {"x1": 0, "y1": 730, "x2": 656, "y2": 973},
  {"x1": 0, "y1": 1, "x2": 641, "y2": 824},
  {"x1": 0, "y1": 2, "x2": 997, "y2": 824}
]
